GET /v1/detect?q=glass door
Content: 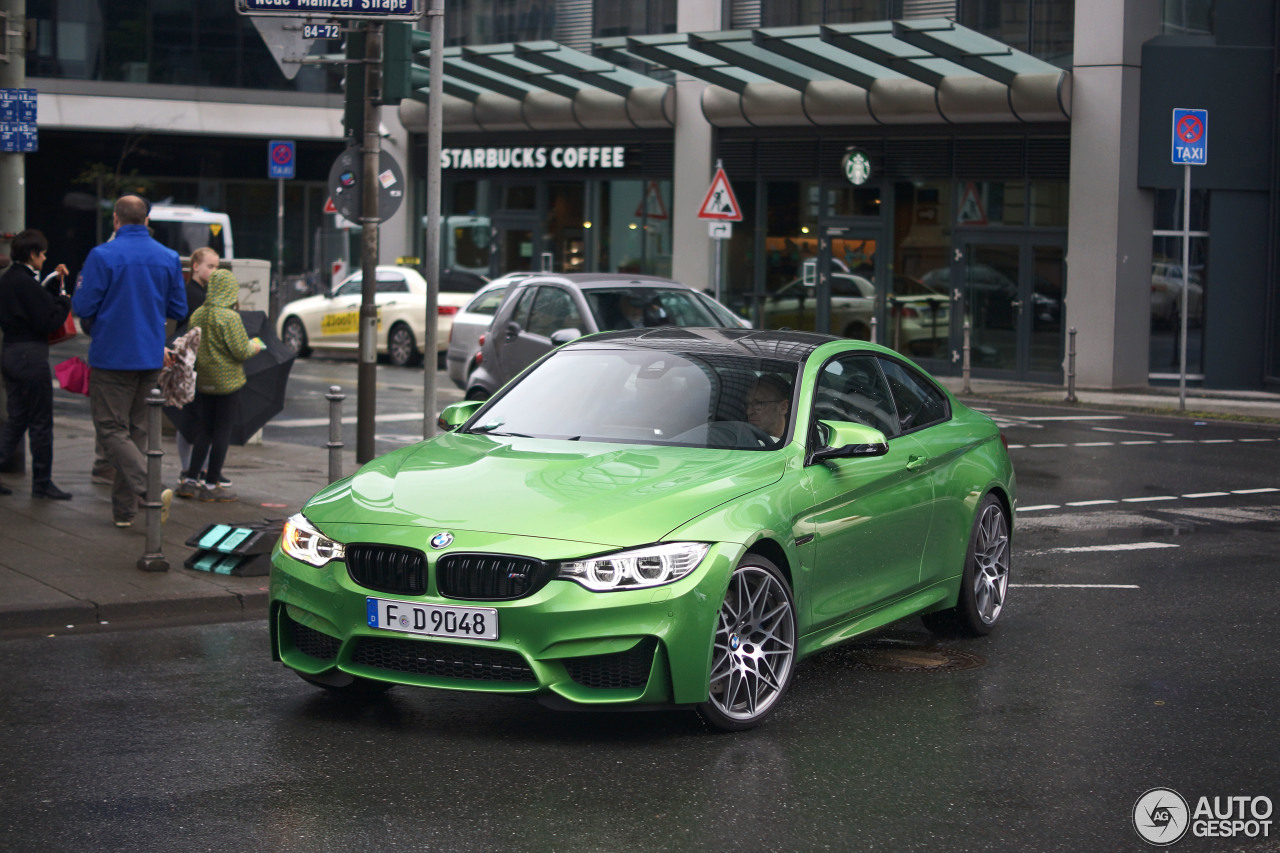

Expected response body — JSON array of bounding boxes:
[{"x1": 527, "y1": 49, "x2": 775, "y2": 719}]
[
  {"x1": 955, "y1": 235, "x2": 1065, "y2": 381},
  {"x1": 490, "y1": 213, "x2": 540, "y2": 276}
]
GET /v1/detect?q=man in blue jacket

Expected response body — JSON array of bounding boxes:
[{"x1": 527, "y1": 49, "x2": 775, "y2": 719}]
[{"x1": 72, "y1": 196, "x2": 187, "y2": 534}]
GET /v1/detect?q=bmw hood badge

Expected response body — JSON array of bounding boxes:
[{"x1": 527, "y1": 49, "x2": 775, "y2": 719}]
[{"x1": 430, "y1": 531, "x2": 454, "y2": 549}]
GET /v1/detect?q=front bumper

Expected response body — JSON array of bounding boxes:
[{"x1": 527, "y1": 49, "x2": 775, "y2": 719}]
[{"x1": 270, "y1": 530, "x2": 739, "y2": 707}]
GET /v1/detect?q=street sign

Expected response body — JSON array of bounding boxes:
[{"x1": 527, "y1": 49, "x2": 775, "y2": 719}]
[
  {"x1": 697, "y1": 166, "x2": 743, "y2": 221},
  {"x1": 327, "y1": 147, "x2": 405, "y2": 221},
  {"x1": 268, "y1": 139, "x2": 296, "y2": 179},
  {"x1": 1172, "y1": 108, "x2": 1208, "y2": 165},
  {"x1": 709, "y1": 222, "x2": 732, "y2": 240},
  {"x1": 237, "y1": 0, "x2": 423, "y2": 20},
  {"x1": 303, "y1": 23, "x2": 341, "y2": 39},
  {"x1": 0, "y1": 89, "x2": 37, "y2": 153}
]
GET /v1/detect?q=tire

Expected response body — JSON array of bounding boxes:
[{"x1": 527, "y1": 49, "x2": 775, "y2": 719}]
[
  {"x1": 281, "y1": 316, "x2": 311, "y2": 357},
  {"x1": 388, "y1": 323, "x2": 421, "y2": 367},
  {"x1": 296, "y1": 670, "x2": 396, "y2": 696},
  {"x1": 922, "y1": 493, "x2": 1010, "y2": 637},
  {"x1": 696, "y1": 555, "x2": 798, "y2": 732}
]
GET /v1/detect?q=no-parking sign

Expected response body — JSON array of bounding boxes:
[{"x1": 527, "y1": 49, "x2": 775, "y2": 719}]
[
  {"x1": 269, "y1": 140, "x2": 296, "y2": 179},
  {"x1": 1171, "y1": 109, "x2": 1208, "y2": 165}
]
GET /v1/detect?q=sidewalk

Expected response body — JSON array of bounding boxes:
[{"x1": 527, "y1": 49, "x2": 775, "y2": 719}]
[
  {"x1": 0, "y1": 414, "x2": 353, "y2": 638},
  {"x1": 1, "y1": 378, "x2": 1277, "y2": 639}
]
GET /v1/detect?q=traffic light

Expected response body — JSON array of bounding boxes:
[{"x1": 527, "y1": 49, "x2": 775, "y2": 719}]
[
  {"x1": 342, "y1": 27, "x2": 367, "y2": 140},
  {"x1": 382, "y1": 21, "x2": 432, "y2": 105}
]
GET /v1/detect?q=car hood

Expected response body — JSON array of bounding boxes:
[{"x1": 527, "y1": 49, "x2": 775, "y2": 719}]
[{"x1": 304, "y1": 433, "x2": 786, "y2": 548}]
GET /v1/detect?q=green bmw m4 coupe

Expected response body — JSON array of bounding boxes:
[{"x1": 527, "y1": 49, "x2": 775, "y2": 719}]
[{"x1": 271, "y1": 328, "x2": 1015, "y2": 730}]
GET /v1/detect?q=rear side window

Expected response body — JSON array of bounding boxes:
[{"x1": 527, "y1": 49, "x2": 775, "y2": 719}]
[
  {"x1": 375, "y1": 275, "x2": 409, "y2": 294},
  {"x1": 877, "y1": 357, "x2": 949, "y2": 432},
  {"x1": 466, "y1": 287, "x2": 507, "y2": 316}
]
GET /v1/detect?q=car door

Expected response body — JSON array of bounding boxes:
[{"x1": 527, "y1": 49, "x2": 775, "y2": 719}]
[
  {"x1": 317, "y1": 275, "x2": 364, "y2": 349},
  {"x1": 800, "y1": 353, "x2": 935, "y2": 629},
  {"x1": 493, "y1": 285, "x2": 585, "y2": 383}
]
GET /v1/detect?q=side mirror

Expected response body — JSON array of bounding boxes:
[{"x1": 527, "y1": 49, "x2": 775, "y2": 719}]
[
  {"x1": 550, "y1": 328, "x2": 582, "y2": 346},
  {"x1": 437, "y1": 400, "x2": 484, "y2": 432},
  {"x1": 810, "y1": 420, "x2": 889, "y2": 463}
]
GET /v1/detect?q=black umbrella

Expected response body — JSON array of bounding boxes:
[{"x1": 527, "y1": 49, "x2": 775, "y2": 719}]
[{"x1": 167, "y1": 310, "x2": 295, "y2": 447}]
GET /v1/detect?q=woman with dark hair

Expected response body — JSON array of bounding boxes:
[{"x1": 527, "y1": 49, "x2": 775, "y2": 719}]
[{"x1": 0, "y1": 229, "x2": 73, "y2": 498}]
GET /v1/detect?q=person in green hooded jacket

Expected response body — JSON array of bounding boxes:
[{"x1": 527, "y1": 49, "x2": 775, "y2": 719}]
[{"x1": 180, "y1": 268, "x2": 262, "y2": 501}]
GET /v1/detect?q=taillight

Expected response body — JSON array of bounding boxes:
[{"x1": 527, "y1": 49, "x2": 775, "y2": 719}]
[
  {"x1": 475, "y1": 334, "x2": 485, "y2": 365},
  {"x1": 438, "y1": 305, "x2": 459, "y2": 316},
  {"x1": 1000, "y1": 433, "x2": 1009, "y2": 450}
]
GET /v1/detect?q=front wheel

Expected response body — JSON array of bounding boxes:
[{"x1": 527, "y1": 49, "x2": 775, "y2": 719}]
[
  {"x1": 697, "y1": 555, "x2": 797, "y2": 732},
  {"x1": 923, "y1": 493, "x2": 1010, "y2": 636}
]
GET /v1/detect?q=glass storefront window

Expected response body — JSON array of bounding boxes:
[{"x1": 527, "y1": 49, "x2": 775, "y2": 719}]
[
  {"x1": 1150, "y1": 236, "x2": 1208, "y2": 378},
  {"x1": 1029, "y1": 181, "x2": 1069, "y2": 227},
  {"x1": 546, "y1": 183, "x2": 587, "y2": 273},
  {"x1": 502, "y1": 184, "x2": 538, "y2": 210},
  {"x1": 1154, "y1": 188, "x2": 1210, "y2": 232},
  {"x1": 894, "y1": 182, "x2": 953, "y2": 290},
  {"x1": 956, "y1": 181, "x2": 1025, "y2": 227},
  {"x1": 828, "y1": 185, "x2": 882, "y2": 217},
  {"x1": 594, "y1": 180, "x2": 672, "y2": 278}
]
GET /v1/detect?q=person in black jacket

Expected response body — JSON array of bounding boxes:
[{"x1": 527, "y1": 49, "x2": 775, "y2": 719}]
[{"x1": 0, "y1": 230, "x2": 74, "y2": 499}]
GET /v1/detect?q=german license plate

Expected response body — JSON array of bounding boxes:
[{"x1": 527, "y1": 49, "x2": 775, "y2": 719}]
[{"x1": 367, "y1": 597, "x2": 499, "y2": 641}]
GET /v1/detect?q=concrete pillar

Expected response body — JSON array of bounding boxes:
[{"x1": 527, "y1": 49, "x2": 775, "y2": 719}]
[
  {"x1": 0, "y1": 0, "x2": 26, "y2": 261},
  {"x1": 1065, "y1": 0, "x2": 1161, "y2": 387},
  {"x1": 670, "y1": 0, "x2": 719, "y2": 292}
]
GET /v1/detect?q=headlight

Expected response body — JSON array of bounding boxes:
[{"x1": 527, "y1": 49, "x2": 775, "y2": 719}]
[
  {"x1": 558, "y1": 543, "x2": 709, "y2": 592},
  {"x1": 281, "y1": 513, "x2": 345, "y2": 567}
]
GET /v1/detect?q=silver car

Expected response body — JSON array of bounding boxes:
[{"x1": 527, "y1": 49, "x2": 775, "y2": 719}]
[
  {"x1": 464, "y1": 273, "x2": 747, "y2": 400},
  {"x1": 445, "y1": 273, "x2": 532, "y2": 389}
]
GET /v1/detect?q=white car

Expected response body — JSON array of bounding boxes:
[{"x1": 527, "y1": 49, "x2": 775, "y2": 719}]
[{"x1": 278, "y1": 266, "x2": 477, "y2": 367}]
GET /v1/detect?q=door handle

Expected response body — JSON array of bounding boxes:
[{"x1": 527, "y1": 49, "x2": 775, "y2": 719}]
[{"x1": 906, "y1": 455, "x2": 928, "y2": 472}]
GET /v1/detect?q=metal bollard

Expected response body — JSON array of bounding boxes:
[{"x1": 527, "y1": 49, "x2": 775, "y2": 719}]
[
  {"x1": 962, "y1": 320, "x2": 972, "y2": 395},
  {"x1": 869, "y1": 316, "x2": 878, "y2": 345},
  {"x1": 137, "y1": 388, "x2": 169, "y2": 573},
  {"x1": 326, "y1": 385, "x2": 345, "y2": 483},
  {"x1": 1065, "y1": 327, "x2": 1078, "y2": 403}
]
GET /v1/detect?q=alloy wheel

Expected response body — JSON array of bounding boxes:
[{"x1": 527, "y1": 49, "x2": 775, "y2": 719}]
[
  {"x1": 707, "y1": 563, "x2": 796, "y2": 725},
  {"x1": 972, "y1": 502, "x2": 1010, "y2": 625}
]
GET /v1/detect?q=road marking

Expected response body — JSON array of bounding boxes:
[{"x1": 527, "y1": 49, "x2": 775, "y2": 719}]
[
  {"x1": 999, "y1": 415, "x2": 1127, "y2": 422},
  {"x1": 1043, "y1": 542, "x2": 1178, "y2": 554},
  {"x1": 1016, "y1": 487, "x2": 1277, "y2": 514},
  {"x1": 1011, "y1": 583, "x2": 1141, "y2": 589},
  {"x1": 1198, "y1": 439, "x2": 1234, "y2": 444},
  {"x1": 1074, "y1": 441, "x2": 1115, "y2": 447},
  {"x1": 1121, "y1": 440, "x2": 1156, "y2": 445},
  {"x1": 1030, "y1": 443, "x2": 1067, "y2": 448},
  {"x1": 1091, "y1": 426, "x2": 1175, "y2": 437},
  {"x1": 1008, "y1": 437, "x2": 1280, "y2": 451}
]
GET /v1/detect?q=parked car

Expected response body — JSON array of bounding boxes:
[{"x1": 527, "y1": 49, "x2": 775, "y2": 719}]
[
  {"x1": 763, "y1": 273, "x2": 949, "y2": 356},
  {"x1": 278, "y1": 265, "x2": 484, "y2": 367},
  {"x1": 445, "y1": 273, "x2": 533, "y2": 390},
  {"x1": 271, "y1": 328, "x2": 1016, "y2": 730},
  {"x1": 464, "y1": 273, "x2": 744, "y2": 400}
]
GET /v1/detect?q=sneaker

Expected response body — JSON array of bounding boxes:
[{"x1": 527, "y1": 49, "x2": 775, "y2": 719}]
[
  {"x1": 199, "y1": 471, "x2": 233, "y2": 489},
  {"x1": 113, "y1": 517, "x2": 133, "y2": 528},
  {"x1": 160, "y1": 488, "x2": 173, "y2": 524},
  {"x1": 175, "y1": 478, "x2": 200, "y2": 499},
  {"x1": 198, "y1": 484, "x2": 238, "y2": 503}
]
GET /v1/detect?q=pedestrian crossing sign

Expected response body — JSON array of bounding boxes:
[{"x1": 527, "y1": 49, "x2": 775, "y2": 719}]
[{"x1": 697, "y1": 166, "x2": 743, "y2": 221}]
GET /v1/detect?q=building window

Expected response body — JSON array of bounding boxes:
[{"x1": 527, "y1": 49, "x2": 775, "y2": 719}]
[
  {"x1": 762, "y1": 0, "x2": 896, "y2": 27},
  {"x1": 1150, "y1": 189, "x2": 1210, "y2": 381},
  {"x1": 593, "y1": 0, "x2": 676, "y2": 37},
  {"x1": 1160, "y1": 0, "x2": 1215, "y2": 35},
  {"x1": 957, "y1": 0, "x2": 1074, "y2": 68}
]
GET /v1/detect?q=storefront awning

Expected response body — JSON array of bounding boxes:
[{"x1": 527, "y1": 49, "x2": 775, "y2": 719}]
[{"x1": 399, "y1": 18, "x2": 1070, "y2": 134}]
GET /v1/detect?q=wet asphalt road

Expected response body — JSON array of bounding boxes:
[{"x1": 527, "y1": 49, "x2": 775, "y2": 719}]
[{"x1": 4, "y1": 401, "x2": 1279, "y2": 852}]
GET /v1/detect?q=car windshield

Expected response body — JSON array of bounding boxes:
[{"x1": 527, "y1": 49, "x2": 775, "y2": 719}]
[
  {"x1": 585, "y1": 288, "x2": 723, "y2": 332},
  {"x1": 465, "y1": 347, "x2": 801, "y2": 449}
]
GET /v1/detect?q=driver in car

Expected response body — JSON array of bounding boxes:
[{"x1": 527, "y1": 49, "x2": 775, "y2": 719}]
[{"x1": 745, "y1": 374, "x2": 792, "y2": 443}]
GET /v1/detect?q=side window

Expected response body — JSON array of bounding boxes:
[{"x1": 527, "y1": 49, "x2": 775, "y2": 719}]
[
  {"x1": 375, "y1": 275, "x2": 409, "y2": 294},
  {"x1": 526, "y1": 287, "x2": 583, "y2": 338},
  {"x1": 334, "y1": 278, "x2": 362, "y2": 297},
  {"x1": 878, "y1": 358, "x2": 950, "y2": 432},
  {"x1": 509, "y1": 286, "x2": 539, "y2": 329},
  {"x1": 813, "y1": 355, "x2": 899, "y2": 437}
]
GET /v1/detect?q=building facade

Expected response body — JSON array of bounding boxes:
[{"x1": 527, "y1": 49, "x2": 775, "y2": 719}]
[{"x1": 11, "y1": 0, "x2": 1279, "y2": 390}]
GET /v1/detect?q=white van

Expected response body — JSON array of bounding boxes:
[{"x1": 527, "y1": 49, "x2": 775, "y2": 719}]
[{"x1": 148, "y1": 205, "x2": 235, "y2": 259}]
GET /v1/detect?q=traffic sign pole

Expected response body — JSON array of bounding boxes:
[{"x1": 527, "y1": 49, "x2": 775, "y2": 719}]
[{"x1": 1171, "y1": 107, "x2": 1207, "y2": 412}]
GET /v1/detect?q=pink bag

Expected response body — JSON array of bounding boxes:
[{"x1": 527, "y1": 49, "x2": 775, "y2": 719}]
[{"x1": 54, "y1": 356, "x2": 91, "y2": 396}]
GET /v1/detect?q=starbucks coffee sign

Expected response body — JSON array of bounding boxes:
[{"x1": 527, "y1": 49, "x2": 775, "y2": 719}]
[
  {"x1": 841, "y1": 148, "x2": 872, "y2": 186},
  {"x1": 441, "y1": 145, "x2": 628, "y2": 171}
]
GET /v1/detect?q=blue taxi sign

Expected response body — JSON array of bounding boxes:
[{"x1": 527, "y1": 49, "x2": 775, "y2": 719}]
[
  {"x1": 269, "y1": 140, "x2": 296, "y2": 179},
  {"x1": 1171, "y1": 108, "x2": 1208, "y2": 165}
]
